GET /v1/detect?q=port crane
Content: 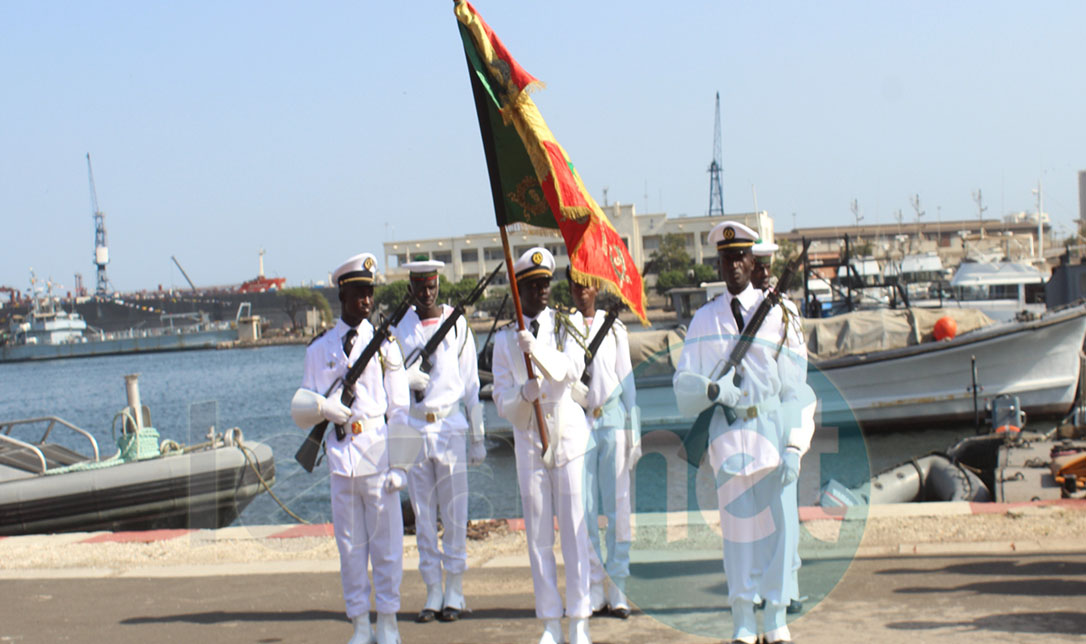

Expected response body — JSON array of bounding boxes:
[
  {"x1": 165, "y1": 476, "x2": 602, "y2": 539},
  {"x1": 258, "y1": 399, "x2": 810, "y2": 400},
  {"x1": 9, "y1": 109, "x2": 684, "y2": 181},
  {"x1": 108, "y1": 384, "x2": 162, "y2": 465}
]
[
  {"x1": 707, "y1": 92, "x2": 724, "y2": 216},
  {"x1": 87, "y1": 153, "x2": 111, "y2": 296},
  {"x1": 170, "y1": 256, "x2": 198, "y2": 291}
]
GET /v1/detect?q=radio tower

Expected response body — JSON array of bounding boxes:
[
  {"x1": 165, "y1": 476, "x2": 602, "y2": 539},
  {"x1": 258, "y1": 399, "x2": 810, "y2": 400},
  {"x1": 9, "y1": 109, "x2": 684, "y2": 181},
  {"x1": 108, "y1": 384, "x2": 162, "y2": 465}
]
[
  {"x1": 707, "y1": 92, "x2": 725, "y2": 216},
  {"x1": 87, "y1": 153, "x2": 111, "y2": 296}
]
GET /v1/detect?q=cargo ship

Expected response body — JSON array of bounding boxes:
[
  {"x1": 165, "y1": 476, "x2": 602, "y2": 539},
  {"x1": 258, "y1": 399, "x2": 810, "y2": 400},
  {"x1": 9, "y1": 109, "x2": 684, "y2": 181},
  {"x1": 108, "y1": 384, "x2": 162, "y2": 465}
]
[{"x1": 1, "y1": 277, "x2": 236, "y2": 363}]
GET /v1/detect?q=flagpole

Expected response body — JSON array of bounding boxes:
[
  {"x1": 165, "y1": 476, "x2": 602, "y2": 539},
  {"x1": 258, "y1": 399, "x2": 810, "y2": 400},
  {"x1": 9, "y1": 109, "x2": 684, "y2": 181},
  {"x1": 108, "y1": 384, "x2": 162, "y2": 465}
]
[{"x1": 499, "y1": 226, "x2": 550, "y2": 453}]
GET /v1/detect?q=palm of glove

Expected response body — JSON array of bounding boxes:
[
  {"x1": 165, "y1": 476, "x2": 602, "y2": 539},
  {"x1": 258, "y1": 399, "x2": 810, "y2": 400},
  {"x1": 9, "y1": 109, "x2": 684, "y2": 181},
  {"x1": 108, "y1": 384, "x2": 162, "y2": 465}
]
[
  {"x1": 468, "y1": 439, "x2": 487, "y2": 466},
  {"x1": 780, "y1": 449, "x2": 800, "y2": 485},
  {"x1": 322, "y1": 388, "x2": 352, "y2": 425},
  {"x1": 406, "y1": 362, "x2": 430, "y2": 392},
  {"x1": 384, "y1": 468, "x2": 408, "y2": 492},
  {"x1": 712, "y1": 368, "x2": 742, "y2": 407}
]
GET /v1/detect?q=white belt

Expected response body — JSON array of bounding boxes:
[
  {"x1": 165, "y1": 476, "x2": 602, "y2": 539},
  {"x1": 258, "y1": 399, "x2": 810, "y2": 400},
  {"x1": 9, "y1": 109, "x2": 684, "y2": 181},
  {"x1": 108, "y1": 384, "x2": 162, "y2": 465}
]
[
  {"x1": 410, "y1": 404, "x2": 457, "y2": 424},
  {"x1": 730, "y1": 397, "x2": 780, "y2": 421},
  {"x1": 345, "y1": 415, "x2": 383, "y2": 436}
]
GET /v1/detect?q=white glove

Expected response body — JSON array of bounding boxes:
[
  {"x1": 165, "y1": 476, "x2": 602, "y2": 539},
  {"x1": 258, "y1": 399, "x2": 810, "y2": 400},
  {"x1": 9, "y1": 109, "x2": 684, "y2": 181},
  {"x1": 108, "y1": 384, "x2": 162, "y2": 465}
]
[
  {"x1": 405, "y1": 361, "x2": 430, "y2": 392},
  {"x1": 517, "y1": 328, "x2": 570, "y2": 381},
  {"x1": 321, "y1": 387, "x2": 352, "y2": 425},
  {"x1": 383, "y1": 468, "x2": 408, "y2": 493},
  {"x1": 468, "y1": 439, "x2": 487, "y2": 466},
  {"x1": 521, "y1": 378, "x2": 542, "y2": 402},
  {"x1": 674, "y1": 371, "x2": 713, "y2": 416},
  {"x1": 712, "y1": 368, "x2": 742, "y2": 407},
  {"x1": 571, "y1": 380, "x2": 589, "y2": 409},
  {"x1": 625, "y1": 405, "x2": 642, "y2": 468},
  {"x1": 516, "y1": 329, "x2": 536, "y2": 354}
]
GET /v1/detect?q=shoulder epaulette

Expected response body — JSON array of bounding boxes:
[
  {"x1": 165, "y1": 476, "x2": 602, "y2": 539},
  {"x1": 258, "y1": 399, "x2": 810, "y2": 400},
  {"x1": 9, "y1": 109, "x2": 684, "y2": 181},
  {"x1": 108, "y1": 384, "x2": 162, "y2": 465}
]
[
  {"x1": 498, "y1": 319, "x2": 517, "y2": 331},
  {"x1": 307, "y1": 328, "x2": 329, "y2": 346}
]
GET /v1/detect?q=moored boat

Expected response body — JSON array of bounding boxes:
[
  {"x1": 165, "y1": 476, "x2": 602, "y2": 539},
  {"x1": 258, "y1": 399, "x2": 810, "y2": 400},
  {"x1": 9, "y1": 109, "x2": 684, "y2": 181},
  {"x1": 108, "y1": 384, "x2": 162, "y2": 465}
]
[{"x1": 0, "y1": 375, "x2": 275, "y2": 536}]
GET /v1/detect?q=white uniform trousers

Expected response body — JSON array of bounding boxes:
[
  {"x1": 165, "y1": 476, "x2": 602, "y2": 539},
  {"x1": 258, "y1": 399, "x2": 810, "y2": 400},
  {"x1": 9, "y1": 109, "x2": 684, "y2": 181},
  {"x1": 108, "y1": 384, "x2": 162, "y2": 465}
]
[
  {"x1": 584, "y1": 424, "x2": 632, "y2": 586},
  {"x1": 515, "y1": 441, "x2": 592, "y2": 620},
  {"x1": 407, "y1": 431, "x2": 469, "y2": 586},
  {"x1": 330, "y1": 472, "x2": 404, "y2": 618},
  {"x1": 716, "y1": 470, "x2": 794, "y2": 607}
]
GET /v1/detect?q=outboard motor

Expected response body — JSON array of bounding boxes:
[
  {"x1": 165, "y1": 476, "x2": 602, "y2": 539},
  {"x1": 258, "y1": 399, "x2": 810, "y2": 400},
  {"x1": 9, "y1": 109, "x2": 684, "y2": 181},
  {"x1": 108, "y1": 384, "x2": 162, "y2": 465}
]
[{"x1": 990, "y1": 394, "x2": 1026, "y2": 435}]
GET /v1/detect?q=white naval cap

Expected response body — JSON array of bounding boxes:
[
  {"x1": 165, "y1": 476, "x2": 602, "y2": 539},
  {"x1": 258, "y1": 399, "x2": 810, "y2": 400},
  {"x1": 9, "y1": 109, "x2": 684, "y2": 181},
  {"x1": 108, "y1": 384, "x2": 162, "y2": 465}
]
[
  {"x1": 752, "y1": 239, "x2": 779, "y2": 264},
  {"x1": 332, "y1": 252, "x2": 378, "y2": 287},
  {"x1": 708, "y1": 221, "x2": 758, "y2": 251},
  {"x1": 402, "y1": 255, "x2": 444, "y2": 281},
  {"x1": 513, "y1": 246, "x2": 555, "y2": 282}
]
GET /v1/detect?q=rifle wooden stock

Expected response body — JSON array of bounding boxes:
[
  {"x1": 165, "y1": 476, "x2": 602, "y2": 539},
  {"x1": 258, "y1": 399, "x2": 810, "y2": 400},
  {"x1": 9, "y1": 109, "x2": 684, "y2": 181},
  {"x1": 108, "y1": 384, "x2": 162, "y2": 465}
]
[{"x1": 294, "y1": 293, "x2": 414, "y2": 473}]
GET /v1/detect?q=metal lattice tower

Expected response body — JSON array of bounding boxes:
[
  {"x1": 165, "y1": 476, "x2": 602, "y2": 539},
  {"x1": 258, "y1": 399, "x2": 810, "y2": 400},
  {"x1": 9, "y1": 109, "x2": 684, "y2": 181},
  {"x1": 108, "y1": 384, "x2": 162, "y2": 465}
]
[
  {"x1": 87, "y1": 153, "x2": 111, "y2": 296},
  {"x1": 707, "y1": 92, "x2": 724, "y2": 216}
]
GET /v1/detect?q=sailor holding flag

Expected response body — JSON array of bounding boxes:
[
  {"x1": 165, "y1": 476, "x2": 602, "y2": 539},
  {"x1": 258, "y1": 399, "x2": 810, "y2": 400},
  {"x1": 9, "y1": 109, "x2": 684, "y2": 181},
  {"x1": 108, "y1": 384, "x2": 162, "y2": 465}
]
[{"x1": 492, "y1": 247, "x2": 595, "y2": 644}]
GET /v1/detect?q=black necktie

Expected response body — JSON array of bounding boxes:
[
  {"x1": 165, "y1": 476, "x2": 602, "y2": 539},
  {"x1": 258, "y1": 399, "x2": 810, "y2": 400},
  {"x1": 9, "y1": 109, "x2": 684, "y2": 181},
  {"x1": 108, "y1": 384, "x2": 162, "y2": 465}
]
[
  {"x1": 730, "y1": 298, "x2": 745, "y2": 333},
  {"x1": 342, "y1": 329, "x2": 357, "y2": 357},
  {"x1": 529, "y1": 319, "x2": 539, "y2": 337}
]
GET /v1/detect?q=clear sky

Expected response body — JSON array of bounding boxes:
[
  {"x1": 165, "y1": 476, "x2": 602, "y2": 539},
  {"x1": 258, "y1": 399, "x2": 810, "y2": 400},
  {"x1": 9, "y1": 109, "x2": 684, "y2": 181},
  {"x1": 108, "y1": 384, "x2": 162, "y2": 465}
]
[{"x1": 2, "y1": 0, "x2": 1084, "y2": 293}]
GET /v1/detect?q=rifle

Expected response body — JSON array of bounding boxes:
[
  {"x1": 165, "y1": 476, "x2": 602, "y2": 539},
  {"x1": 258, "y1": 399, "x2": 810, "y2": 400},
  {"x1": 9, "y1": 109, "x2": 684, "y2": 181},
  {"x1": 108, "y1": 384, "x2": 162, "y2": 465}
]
[
  {"x1": 295, "y1": 292, "x2": 413, "y2": 472},
  {"x1": 681, "y1": 241, "x2": 810, "y2": 468},
  {"x1": 579, "y1": 304, "x2": 621, "y2": 386},
  {"x1": 477, "y1": 291, "x2": 508, "y2": 374},
  {"x1": 405, "y1": 263, "x2": 503, "y2": 402}
]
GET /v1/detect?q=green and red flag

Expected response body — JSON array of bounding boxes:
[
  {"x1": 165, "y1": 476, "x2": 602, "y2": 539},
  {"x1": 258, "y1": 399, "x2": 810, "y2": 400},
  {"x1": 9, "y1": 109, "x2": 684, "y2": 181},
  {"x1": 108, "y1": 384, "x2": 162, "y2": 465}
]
[{"x1": 455, "y1": 0, "x2": 648, "y2": 325}]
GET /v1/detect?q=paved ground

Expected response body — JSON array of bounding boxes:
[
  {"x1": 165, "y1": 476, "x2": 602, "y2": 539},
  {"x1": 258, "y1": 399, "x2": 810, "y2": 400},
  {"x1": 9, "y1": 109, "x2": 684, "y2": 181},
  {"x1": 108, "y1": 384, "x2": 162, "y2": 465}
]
[{"x1": 2, "y1": 501, "x2": 1084, "y2": 643}]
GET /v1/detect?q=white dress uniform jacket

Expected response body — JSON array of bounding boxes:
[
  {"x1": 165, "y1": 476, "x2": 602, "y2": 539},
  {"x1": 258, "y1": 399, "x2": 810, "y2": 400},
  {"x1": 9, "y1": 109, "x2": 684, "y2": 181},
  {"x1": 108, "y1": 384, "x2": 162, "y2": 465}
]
[
  {"x1": 492, "y1": 308, "x2": 591, "y2": 466},
  {"x1": 302, "y1": 319, "x2": 410, "y2": 476}
]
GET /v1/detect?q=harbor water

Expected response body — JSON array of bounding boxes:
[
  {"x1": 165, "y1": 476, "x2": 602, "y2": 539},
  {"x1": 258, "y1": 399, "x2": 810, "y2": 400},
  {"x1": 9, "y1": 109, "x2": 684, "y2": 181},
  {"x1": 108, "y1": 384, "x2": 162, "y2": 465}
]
[{"x1": 0, "y1": 344, "x2": 979, "y2": 528}]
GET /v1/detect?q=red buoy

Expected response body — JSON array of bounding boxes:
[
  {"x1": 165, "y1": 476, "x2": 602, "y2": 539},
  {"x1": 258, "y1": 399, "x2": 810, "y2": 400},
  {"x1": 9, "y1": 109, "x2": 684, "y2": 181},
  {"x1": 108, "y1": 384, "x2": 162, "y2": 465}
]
[{"x1": 933, "y1": 316, "x2": 958, "y2": 341}]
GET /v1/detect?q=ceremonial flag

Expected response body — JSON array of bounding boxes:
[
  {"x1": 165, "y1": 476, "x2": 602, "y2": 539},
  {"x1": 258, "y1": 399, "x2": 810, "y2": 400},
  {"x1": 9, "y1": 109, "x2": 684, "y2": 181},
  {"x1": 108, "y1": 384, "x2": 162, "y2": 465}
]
[{"x1": 455, "y1": 0, "x2": 648, "y2": 325}]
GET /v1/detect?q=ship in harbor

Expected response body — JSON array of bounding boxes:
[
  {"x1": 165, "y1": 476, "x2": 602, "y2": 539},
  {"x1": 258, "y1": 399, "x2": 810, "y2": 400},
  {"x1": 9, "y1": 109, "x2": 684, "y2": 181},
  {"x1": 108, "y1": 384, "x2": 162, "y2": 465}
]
[{"x1": 1, "y1": 274, "x2": 237, "y2": 363}]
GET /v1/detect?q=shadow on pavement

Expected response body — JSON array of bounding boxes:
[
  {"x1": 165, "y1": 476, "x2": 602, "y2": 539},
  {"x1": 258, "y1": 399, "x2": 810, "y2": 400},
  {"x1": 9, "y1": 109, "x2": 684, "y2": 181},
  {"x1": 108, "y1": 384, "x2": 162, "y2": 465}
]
[
  {"x1": 877, "y1": 559, "x2": 1086, "y2": 577},
  {"x1": 887, "y1": 611, "x2": 1086, "y2": 636},
  {"x1": 895, "y1": 578, "x2": 1086, "y2": 597}
]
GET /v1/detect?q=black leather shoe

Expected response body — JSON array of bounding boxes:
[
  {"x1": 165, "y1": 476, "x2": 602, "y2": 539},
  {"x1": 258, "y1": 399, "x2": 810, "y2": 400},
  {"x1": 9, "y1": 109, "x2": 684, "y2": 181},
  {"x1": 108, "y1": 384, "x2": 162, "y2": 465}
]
[
  {"x1": 787, "y1": 599, "x2": 803, "y2": 614},
  {"x1": 415, "y1": 608, "x2": 437, "y2": 623},
  {"x1": 439, "y1": 606, "x2": 461, "y2": 622},
  {"x1": 611, "y1": 605, "x2": 631, "y2": 619}
]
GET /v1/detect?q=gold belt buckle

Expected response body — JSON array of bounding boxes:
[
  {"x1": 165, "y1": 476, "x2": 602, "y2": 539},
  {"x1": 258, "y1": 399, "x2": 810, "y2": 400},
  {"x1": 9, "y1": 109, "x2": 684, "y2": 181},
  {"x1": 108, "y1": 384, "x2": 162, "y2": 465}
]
[
  {"x1": 745, "y1": 406, "x2": 758, "y2": 420},
  {"x1": 425, "y1": 412, "x2": 437, "y2": 423},
  {"x1": 351, "y1": 421, "x2": 363, "y2": 435},
  {"x1": 592, "y1": 407, "x2": 603, "y2": 419}
]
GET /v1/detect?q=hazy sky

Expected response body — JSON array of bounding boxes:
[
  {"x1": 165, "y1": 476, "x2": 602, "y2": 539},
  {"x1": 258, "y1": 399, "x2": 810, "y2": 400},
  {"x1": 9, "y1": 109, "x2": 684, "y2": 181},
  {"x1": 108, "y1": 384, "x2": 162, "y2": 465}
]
[{"x1": 3, "y1": 1, "x2": 1084, "y2": 293}]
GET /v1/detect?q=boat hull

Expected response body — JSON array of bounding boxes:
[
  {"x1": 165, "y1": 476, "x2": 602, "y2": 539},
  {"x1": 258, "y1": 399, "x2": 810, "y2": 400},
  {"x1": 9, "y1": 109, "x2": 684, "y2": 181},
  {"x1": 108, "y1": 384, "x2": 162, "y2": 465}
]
[
  {"x1": 0, "y1": 329, "x2": 236, "y2": 363},
  {"x1": 813, "y1": 306, "x2": 1086, "y2": 428},
  {"x1": 0, "y1": 441, "x2": 275, "y2": 536}
]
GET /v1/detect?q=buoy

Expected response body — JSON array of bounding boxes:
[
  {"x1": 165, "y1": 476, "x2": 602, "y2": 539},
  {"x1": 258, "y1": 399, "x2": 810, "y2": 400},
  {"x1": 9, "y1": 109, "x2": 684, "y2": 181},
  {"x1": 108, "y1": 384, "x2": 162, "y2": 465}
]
[{"x1": 934, "y1": 316, "x2": 958, "y2": 341}]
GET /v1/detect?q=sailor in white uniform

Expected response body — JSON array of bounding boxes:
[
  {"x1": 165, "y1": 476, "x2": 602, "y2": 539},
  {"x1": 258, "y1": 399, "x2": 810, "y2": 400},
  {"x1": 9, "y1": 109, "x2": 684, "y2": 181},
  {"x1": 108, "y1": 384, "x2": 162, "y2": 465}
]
[
  {"x1": 565, "y1": 268, "x2": 640, "y2": 620},
  {"x1": 290, "y1": 252, "x2": 410, "y2": 644},
  {"x1": 673, "y1": 224, "x2": 815, "y2": 644},
  {"x1": 491, "y1": 247, "x2": 594, "y2": 644},
  {"x1": 752, "y1": 239, "x2": 815, "y2": 617},
  {"x1": 393, "y1": 257, "x2": 486, "y2": 624}
]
